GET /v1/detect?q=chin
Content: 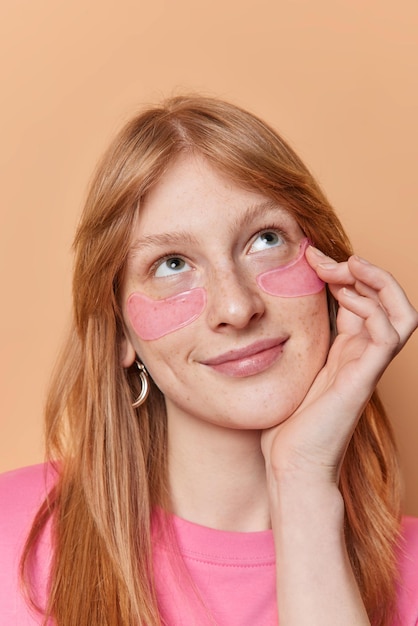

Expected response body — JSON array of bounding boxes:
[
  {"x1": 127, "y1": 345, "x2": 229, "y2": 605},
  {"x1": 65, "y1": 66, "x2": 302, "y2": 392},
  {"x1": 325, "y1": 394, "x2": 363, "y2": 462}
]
[{"x1": 215, "y1": 396, "x2": 306, "y2": 432}]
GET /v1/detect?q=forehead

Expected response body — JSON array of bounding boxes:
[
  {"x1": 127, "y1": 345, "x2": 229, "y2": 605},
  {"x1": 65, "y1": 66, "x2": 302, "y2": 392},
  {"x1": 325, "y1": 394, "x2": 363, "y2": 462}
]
[{"x1": 131, "y1": 153, "x2": 299, "y2": 241}]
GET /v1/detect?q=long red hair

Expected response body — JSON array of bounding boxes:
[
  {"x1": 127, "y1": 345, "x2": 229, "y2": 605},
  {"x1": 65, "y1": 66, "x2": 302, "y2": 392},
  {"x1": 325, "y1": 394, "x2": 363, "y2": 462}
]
[{"x1": 21, "y1": 95, "x2": 401, "y2": 625}]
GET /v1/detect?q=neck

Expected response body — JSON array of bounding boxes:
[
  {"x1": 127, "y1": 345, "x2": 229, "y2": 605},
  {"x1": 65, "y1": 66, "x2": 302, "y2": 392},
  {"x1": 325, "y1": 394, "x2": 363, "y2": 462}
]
[{"x1": 166, "y1": 406, "x2": 271, "y2": 532}]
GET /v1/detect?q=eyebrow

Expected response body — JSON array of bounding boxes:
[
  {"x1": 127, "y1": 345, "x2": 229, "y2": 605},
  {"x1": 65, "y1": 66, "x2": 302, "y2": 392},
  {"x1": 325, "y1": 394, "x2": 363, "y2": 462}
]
[
  {"x1": 129, "y1": 230, "x2": 200, "y2": 255},
  {"x1": 129, "y1": 199, "x2": 287, "y2": 256},
  {"x1": 231, "y1": 199, "x2": 288, "y2": 234}
]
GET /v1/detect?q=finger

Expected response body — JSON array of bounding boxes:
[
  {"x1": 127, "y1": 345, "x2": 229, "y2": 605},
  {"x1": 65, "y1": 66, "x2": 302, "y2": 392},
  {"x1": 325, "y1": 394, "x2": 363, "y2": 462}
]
[
  {"x1": 307, "y1": 246, "x2": 418, "y2": 344},
  {"x1": 327, "y1": 289, "x2": 404, "y2": 398},
  {"x1": 336, "y1": 287, "x2": 401, "y2": 354},
  {"x1": 351, "y1": 279, "x2": 381, "y2": 303},
  {"x1": 306, "y1": 246, "x2": 355, "y2": 285},
  {"x1": 327, "y1": 281, "x2": 386, "y2": 340},
  {"x1": 329, "y1": 279, "x2": 381, "y2": 308},
  {"x1": 327, "y1": 285, "x2": 368, "y2": 336},
  {"x1": 346, "y1": 256, "x2": 418, "y2": 343}
]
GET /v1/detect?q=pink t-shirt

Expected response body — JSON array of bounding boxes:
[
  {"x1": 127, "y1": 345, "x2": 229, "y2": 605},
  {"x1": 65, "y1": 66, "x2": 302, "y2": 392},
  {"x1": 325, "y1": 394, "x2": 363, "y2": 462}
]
[
  {"x1": 1, "y1": 464, "x2": 418, "y2": 625},
  {"x1": 152, "y1": 509, "x2": 277, "y2": 625}
]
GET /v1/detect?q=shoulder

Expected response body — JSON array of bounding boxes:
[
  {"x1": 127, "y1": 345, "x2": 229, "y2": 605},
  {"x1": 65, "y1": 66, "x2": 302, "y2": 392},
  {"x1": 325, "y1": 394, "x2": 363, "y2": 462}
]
[
  {"x1": 0, "y1": 462, "x2": 57, "y2": 497},
  {"x1": 0, "y1": 462, "x2": 58, "y2": 549},
  {"x1": 396, "y1": 516, "x2": 418, "y2": 625},
  {"x1": 0, "y1": 463, "x2": 58, "y2": 531},
  {"x1": 399, "y1": 515, "x2": 418, "y2": 573},
  {"x1": 0, "y1": 463, "x2": 58, "y2": 624},
  {"x1": 401, "y1": 515, "x2": 418, "y2": 541}
]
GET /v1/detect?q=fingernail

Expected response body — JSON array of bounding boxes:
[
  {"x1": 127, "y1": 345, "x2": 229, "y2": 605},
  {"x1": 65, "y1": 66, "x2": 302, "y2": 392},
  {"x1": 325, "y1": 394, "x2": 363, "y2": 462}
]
[
  {"x1": 353, "y1": 255, "x2": 370, "y2": 264},
  {"x1": 342, "y1": 287, "x2": 358, "y2": 297},
  {"x1": 308, "y1": 245, "x2": 327, "y2": 257},
  {"x1": 318, "y1": 261, "x2": 338, "y2": 269}
]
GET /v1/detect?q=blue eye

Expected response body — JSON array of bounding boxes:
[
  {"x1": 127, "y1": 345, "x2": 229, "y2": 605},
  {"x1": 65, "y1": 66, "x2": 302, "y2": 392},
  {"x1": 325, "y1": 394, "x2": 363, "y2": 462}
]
[
  {"x1": 249, "y1": 230, "x2": 284, "y2": 253},
  {"x1": 155, "y1": 256, "x2": 191, "y2": 277}
]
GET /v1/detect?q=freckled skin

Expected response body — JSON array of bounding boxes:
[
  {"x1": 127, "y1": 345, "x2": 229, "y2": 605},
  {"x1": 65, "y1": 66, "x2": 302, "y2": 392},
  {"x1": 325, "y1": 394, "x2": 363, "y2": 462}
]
[
  {"x1": 126, "y1": 239, "x2": 324, "y2": 342},
  {"x1": 121, "y1": 154, "x2": 331, "y2": 431}
]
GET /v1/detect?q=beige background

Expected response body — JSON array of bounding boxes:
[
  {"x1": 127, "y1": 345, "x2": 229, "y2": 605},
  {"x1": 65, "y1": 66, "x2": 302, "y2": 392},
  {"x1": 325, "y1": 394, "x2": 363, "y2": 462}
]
[{"x1": 1, "y1": 1, "x2": 417, "y2": 513}]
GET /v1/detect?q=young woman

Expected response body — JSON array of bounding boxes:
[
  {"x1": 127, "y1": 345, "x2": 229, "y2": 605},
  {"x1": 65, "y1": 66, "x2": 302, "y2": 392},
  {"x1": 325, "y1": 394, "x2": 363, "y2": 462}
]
[{"x1": 1, "y1": 95, "x2": 417, "y2": 626}]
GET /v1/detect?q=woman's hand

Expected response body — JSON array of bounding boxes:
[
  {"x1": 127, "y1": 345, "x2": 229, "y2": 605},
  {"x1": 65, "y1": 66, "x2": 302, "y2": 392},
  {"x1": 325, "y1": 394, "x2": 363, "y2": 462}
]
[
  {"x1": 262, "y1": 248, "x2": 417, "y2": 626},
  {"x1": 261, "y1": 247, "x2": 418, "y2": 484}
]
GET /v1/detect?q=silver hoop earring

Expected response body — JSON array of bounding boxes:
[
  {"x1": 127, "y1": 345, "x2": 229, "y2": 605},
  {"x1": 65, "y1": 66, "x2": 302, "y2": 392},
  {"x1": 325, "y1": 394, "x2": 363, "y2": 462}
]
[{"x1": 132, "y1": 360, "x2": 150, "y2": 408}]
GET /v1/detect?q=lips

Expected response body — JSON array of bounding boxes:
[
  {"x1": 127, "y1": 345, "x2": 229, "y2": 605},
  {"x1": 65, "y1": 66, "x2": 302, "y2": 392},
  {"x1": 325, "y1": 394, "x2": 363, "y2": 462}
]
[{"x1": 201, "y1": 338, "x2": 288, "y2": 378}]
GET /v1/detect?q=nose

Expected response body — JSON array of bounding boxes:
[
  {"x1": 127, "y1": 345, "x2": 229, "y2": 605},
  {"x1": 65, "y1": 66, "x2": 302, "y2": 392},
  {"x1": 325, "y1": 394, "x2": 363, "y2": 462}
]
[{"x1": 206, "y1": 265, "x2": 265, "y2": 331}]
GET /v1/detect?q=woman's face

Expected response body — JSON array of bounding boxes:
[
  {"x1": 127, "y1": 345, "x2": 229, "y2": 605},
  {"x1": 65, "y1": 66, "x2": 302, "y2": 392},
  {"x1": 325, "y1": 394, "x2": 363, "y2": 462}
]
[{"x1": 121, "y1": 154, "x2": 330, "y2": 430}]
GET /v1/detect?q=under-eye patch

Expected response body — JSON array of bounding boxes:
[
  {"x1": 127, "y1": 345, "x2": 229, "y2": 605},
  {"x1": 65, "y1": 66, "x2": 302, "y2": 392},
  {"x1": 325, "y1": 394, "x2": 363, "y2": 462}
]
[
  {"x1": 127, "y1": 287, "x2": 207, "y2": 341},
  {"x1": 256, "y1": 238, "x2": 325, "y2": 297},
  {"x1": 127, "y1": 239, "x2": 324, "y2": 341}
]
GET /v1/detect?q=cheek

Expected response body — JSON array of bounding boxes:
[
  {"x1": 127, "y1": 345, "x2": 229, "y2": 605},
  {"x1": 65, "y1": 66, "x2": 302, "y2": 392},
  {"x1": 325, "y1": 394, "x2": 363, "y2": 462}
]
[
  {"x1": 277, "y1": 291, "x2": 330, "y2": 371},
  {"x1": 126, "y1": 287, "x2": 207, "y2": 340},
  {"x1": 297, "y1": 294, "x2": 331, "y2": 368},
  {"x1": 257, "y1": 239, "x2": 324, "y2": 297}
]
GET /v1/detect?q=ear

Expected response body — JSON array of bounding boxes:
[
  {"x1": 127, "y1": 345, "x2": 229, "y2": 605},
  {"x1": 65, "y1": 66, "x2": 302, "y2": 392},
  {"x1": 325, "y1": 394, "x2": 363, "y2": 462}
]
[{"x1": 120, "y1": 332, "x2": 137, "y2": 368}]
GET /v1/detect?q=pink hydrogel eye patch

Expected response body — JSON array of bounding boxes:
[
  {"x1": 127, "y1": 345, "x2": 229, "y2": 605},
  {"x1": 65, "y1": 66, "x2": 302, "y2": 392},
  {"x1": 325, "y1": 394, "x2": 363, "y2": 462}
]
[
  {"x1": 127, "y1": 287, "x2": 207, "y2": 341},
  {"x1": 256, "y1": 238, "x2": 325, "y2": 297}
]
